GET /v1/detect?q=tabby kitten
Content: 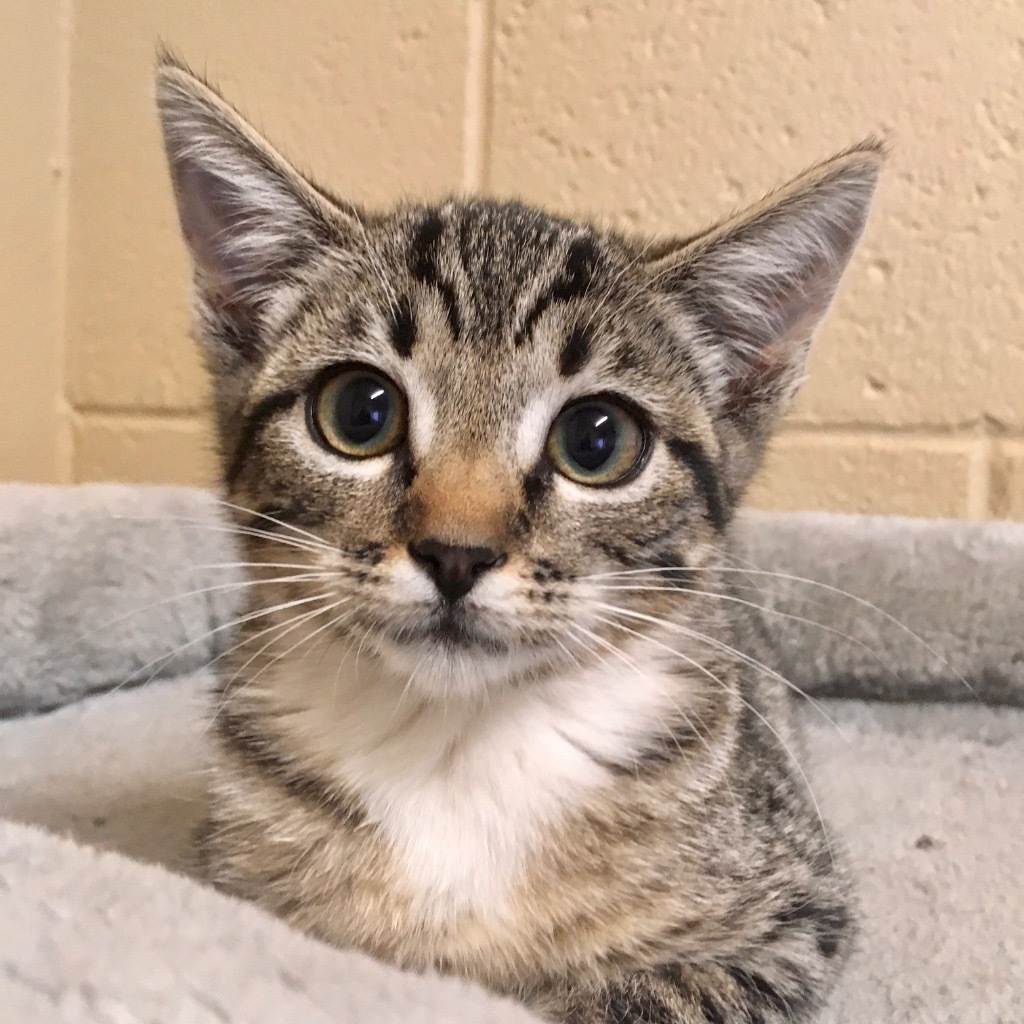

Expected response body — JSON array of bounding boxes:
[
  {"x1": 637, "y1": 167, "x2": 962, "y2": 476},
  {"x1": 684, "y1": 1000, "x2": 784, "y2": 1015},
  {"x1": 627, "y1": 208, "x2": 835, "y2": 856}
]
[{"x1": 157, "y1": 56, "x2": 881, "y2": 1024}]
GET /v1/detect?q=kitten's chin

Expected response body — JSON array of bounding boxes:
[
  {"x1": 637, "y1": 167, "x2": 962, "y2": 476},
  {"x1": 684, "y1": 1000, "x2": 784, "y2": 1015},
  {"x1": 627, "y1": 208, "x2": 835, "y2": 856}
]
[{"x1": 370, "y1": 625, "x2": 558, "y2": 701}]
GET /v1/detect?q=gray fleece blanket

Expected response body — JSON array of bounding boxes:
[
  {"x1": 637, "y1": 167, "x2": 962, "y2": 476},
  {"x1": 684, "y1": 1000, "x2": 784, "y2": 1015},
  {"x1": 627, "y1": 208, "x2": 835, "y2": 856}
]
[{"x1": 0, "y1": 485, "x2": 1021, "y2": 1022}]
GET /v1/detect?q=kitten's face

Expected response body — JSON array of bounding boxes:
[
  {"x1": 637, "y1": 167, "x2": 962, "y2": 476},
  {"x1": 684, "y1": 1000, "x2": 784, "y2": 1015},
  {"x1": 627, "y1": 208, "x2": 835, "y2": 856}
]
[
  {"x1": 156, "y1": 59, "x2": 881, "y2": 698},
  {"x1": 230, "y1": 204, "x2": 725, "y2": 692}
]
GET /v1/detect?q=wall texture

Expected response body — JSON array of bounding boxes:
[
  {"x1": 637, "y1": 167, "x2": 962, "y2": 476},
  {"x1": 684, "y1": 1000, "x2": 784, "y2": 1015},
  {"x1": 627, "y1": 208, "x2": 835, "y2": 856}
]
[
  {"x1": 3, "y1": 0, "x2": 1023, "y2": 517},
  {"x1": 1, "y1": 1, "x2": 68, "y2": 483}
]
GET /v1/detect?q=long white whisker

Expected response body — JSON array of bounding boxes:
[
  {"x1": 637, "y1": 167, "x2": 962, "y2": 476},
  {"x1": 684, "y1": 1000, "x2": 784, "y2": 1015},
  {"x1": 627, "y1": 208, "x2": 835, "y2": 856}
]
[
  {"x1": 585, "y1": 580, "x2": 944, "y2": 693},
  {"x1": 590, "y1": 610, "x2": 835, "y2": 870},
  {"x1": 219, "y1": 596, "x2": 352, "y2": 699},
  {"x1": 567, "y1": 621, "x2": 728, "y2": 806},
  {"x1": 591, "y1": 600, "x2": 839, "y2": 731},
  {"x1": 207, "y1": 598, "x2": 352, "y2": 724},
  {"x1": 126, "y1": 591, "x2": 333, "y2": 692},
  {"x1": 205, "y1": 596, "x2": 338, "y2": 682},
  {"x1": 213, "y1": 498, "x2": 332, "y2": 548},
  {"x1": 194, "y1": 561, "x2": 319, "y2": 573},
  {"x1": 582, "y1": 564, "x2": 973, "y2": 696},
  {"x1": 111, "y1": 514, "x2": 332, "y2": 556},
  {"x1": 566, "y1": 621, "x2": 645, "y2": 675},
  {"x1": 39, "y1": 572, "x2": 334, "y2": 673}
]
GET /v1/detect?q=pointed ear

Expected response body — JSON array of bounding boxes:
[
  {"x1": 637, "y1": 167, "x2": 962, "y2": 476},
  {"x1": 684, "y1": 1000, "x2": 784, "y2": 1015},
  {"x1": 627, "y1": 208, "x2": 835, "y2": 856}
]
[
  {"x1": 645, "y1": 142, "x2": 883, "y2": 435},
  {"x1": 155, "y1": 56, "x2": 359, "y2": 361}
]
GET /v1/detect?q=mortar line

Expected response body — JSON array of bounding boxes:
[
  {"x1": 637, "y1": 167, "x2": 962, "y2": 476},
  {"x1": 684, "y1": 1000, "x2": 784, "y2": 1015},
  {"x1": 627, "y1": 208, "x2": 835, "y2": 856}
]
[
  {"x1": 777, "y1": 421, "x2": 1017, "y2": 440},
  {"x1": 53, "y1": 0, "x2": 74, "y2": 484},
  {"x1": 462, "y1": 0, "x2": 495, "y2": 192},
  {"x1": 72, "y1": 406, "x2": 210, "y2": 426}
]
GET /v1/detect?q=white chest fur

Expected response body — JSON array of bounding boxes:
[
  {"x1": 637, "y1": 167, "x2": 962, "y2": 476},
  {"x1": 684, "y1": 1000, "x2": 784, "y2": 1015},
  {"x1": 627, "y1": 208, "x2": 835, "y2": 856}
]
[{"x1": 262, "y1": 640, "x2": 683, "y2": 921}]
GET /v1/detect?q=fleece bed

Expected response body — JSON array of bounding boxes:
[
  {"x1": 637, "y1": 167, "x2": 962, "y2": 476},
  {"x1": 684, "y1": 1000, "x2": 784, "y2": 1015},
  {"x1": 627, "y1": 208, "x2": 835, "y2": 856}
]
[{"x1": 0, "y1": 484, "x2": 1021, "y2": 1023}]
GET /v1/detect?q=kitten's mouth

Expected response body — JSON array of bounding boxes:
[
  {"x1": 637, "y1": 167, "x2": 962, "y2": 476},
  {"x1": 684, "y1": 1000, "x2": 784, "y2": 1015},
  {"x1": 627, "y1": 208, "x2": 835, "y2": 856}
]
[{"x1": 389, "y1": 605, "x2": 511, "y2": 654}]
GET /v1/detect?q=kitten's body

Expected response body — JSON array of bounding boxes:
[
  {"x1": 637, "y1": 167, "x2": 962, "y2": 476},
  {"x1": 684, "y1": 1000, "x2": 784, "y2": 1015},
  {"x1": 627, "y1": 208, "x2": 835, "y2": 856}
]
[
  {"x1": 159, "y1": 57, "x2": 879, "y2": 1022},
  {"x1": 205, "y1": 614, "x2": 840, "y2": 1017}
]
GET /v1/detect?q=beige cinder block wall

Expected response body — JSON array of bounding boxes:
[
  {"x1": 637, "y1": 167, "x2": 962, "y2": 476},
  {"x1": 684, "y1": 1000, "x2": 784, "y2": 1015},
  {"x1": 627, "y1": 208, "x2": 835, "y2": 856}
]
[
  {"x1": 3, "y1": 0, "x2": 1023, "y2": 518},
  {"x1": 0, "y1": 1, "x2": 69, "y2": 483}
]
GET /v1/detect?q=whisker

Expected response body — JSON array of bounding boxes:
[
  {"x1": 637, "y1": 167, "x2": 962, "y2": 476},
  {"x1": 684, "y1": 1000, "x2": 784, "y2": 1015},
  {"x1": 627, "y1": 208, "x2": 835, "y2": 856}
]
[
  {"x1": 566, "y1": 621, "x2": 646, "y2": 676},
  {"x1": 117, "y1": 591, "x2": 334, "y2": 697},
  {"x1": 193, "y1": 561, "x2": 318, "y2": 573},
  {"x1": 549, "y1": 631, "x2": 583, "y2": 674},
  {"x1": 38, "y1": 571, "x2": 334, "y2": 673},
  {"x1": 567, "y1": 621, "x2": 728, "y2": 805},
  {"x1": 581, "y1": 564, "x2": 972, "y2": 694},
  {"x1": 591, "y1": 600, "x2": 840, "y2": 731},
  {"x1": 215, "y1": 597, "x2": 358, "y2": 720},
  {"x1": 111, "y1": 514, "x2": 333, "y2": 556},
  {"x1": 206, "y1": 598, "x2": 351, "y2": 730},
  {"x1": 586, "y1": 576, "x2": 965, "y2": 695},
  {"x1": 38, "y1": 591, "x2": 336, "y2": 777},
  {"x1": 213, "y1": 498, "x2": 333, "y2": 549},
  {"x1": 590, "y1": 610, "x2": 835, "y2": 870},
  {"x1": 218, "y1": 596, "x2": 351, "y2": 698}
]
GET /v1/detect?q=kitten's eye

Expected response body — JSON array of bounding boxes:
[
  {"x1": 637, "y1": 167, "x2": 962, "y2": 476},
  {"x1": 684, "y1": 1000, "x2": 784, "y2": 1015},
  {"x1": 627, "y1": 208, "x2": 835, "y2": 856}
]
[
  {"x1": 309, "y1": 366, "x2": 407, "y2": 458},
  {"x1": 547, "y1": 398, "x2": 647, "y2": 486}
]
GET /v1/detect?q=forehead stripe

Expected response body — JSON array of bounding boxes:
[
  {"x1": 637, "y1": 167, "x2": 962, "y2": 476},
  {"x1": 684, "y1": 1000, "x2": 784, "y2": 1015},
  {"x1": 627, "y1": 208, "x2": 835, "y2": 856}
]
[
  {"x1": 409, "y1": 211, "x2": 461, "y2": 342},
  {"x1": 389, "y1": 295, "x2": 416, "y2": 359},
  {"x1": 514, "y1": 234, "x2": 600, "y2": 348},
  {"x1": 558, "y1": 324, "x2": 593, "y2": 377}
]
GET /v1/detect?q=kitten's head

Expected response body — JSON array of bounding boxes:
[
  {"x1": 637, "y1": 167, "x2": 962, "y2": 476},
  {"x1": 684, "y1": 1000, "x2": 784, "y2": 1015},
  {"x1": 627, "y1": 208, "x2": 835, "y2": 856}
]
[{"x1": 156, "y1": 57, "x2": 882, "y2": 700}]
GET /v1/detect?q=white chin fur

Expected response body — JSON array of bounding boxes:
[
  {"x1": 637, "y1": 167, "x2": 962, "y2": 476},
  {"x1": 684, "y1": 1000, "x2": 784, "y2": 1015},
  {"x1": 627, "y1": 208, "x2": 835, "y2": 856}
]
[
  {"x1": 370, "y1": 632, "x2": 556, "y2": 700},
  {"x1": 259, "y1": 625, "x2": 690, "y2": 920}
]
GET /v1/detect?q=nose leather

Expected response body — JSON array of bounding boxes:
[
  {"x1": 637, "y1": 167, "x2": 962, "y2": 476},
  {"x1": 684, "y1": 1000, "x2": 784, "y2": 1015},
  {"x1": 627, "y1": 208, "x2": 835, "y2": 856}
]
[{"x1": 407, "y1": 538, "x2": 507, "y2": 603}]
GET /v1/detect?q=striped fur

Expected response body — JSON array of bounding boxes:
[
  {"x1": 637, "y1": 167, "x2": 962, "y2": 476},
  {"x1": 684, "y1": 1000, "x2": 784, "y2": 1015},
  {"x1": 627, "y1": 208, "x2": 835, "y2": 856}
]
[{"x1": 157, "y1": 54, "x2": 881, "y2": 1023}]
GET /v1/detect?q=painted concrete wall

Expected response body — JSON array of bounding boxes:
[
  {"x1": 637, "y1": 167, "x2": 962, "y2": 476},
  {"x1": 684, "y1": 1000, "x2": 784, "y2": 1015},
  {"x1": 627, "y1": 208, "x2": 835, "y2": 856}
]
[
  {"x1": 1, "y1": 1, "x2": 69, "y2": 483},
  {"x1": 4, "y1": 0, "x2": 1023, "y2": 517}
]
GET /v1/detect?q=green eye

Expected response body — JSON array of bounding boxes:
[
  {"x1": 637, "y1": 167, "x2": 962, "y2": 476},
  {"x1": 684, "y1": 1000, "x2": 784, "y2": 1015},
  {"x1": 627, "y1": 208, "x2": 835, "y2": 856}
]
[
  {"x1": 309, "y1": 366, "x2": 407, "y2": 458},
  {"x1": 547, "y1": 398, "x2": 647, "y2": 486}
]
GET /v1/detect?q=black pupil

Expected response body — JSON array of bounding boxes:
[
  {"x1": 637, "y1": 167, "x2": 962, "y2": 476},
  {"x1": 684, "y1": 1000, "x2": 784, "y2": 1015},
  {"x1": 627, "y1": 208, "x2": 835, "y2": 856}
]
[
  {"x1": 334, "y1": 375, "x2": 392, "y2": 446},
  {"x1": 563, "y1": 404, "x2": 618, "y2": 472}
]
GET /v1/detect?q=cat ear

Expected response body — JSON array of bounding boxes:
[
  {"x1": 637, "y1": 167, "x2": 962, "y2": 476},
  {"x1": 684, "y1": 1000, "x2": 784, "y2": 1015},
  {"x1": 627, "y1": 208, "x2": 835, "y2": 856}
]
[
  {"x1": 645, "y1": 142, "x2": 883, "y2": 433},
  {"x1": 155, "y1": 55, "x2": 359, "y2": 359}
]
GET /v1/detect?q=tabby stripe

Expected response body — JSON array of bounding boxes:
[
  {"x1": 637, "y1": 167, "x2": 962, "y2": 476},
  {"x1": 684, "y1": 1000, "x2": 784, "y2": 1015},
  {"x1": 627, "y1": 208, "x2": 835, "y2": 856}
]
[
  {"x1": 665, "y1": 437, "x2": 730, "y2": 533},
  {"x1": 225, "y1": 390, "x2": 299, "y2": 487},
  {"x1": 515, "y1": 235, "x2": 599, "y2": 347},
  {"x1": 217, "y1": 710, "x2": 365, "y2": 825},
  {"x1": 388, "y1": 295, "x2": 417, "y2": 358},
  {"x1": 609, "y1": 719, "x2": 705, "y2": 777},
  {"x1": 647, "y1": 551, "x2": 696, "y2": 590},
  {"x1": 559, "y1": 324, "x2": 593, "y2": 377},
  {"x1": 523, "y1": 461, "x2": 554, "y2": 512},
  {"x1": 247, "y1": 501, "x2": 326, "y2": 532},
  {"x1": 410, "y1": 211, "x2": 461, "y2": 341},
  {"x1": 605, "y1": 987, "x2": 677, "y2": 1024},
  {"x1": 774, "y1": 893, "x2": 849, "y2": 960}
]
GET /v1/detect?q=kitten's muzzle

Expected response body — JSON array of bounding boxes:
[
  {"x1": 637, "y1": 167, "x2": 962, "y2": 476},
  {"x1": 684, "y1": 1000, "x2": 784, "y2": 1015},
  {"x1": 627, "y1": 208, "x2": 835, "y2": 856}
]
[{"x1": 407, "y1": 538, "x2": 507, "y2": 603}]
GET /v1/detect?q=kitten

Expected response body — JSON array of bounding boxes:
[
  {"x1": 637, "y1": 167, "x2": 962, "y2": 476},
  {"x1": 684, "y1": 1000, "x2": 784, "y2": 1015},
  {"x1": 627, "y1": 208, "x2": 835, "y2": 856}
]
[{"x1": 157, "y1": 54, "x2": 881, "y2": 1024}]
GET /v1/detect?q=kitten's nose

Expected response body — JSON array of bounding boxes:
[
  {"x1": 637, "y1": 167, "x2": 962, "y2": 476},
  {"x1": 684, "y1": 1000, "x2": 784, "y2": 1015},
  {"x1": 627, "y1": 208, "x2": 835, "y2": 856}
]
[{"x1": 407, "y1": 538, "x2": 507, "y2": 603}]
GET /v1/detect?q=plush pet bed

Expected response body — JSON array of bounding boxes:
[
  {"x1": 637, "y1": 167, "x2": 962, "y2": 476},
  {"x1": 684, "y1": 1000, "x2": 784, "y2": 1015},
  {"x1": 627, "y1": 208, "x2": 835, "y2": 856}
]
[{"x1": 0, "y1": 485, "x2": 1021, "y2": 1022}]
